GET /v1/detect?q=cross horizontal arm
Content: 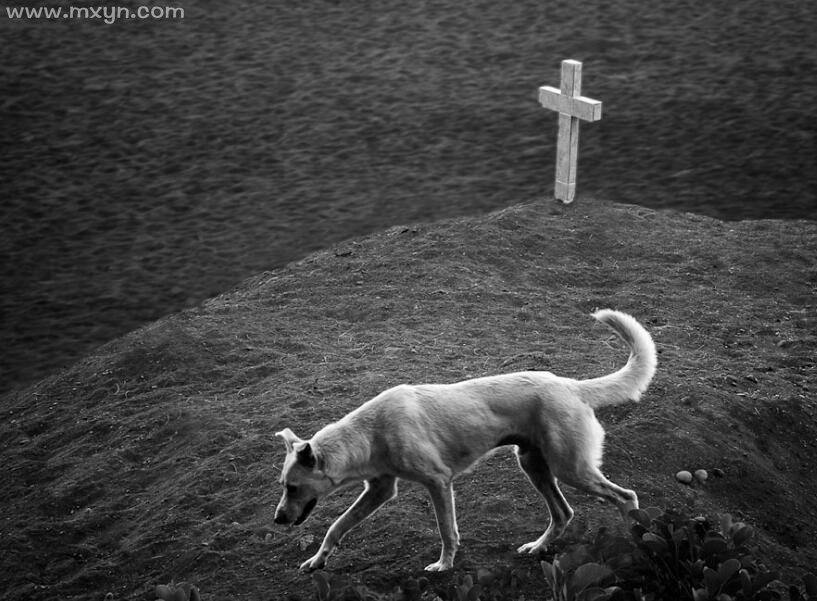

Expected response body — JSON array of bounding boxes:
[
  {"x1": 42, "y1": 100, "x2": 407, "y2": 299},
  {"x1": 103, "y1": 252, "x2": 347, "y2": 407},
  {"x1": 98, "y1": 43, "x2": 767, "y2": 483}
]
[{"x1": 538, "y1": 86, "x2": 602, "y2": 122}]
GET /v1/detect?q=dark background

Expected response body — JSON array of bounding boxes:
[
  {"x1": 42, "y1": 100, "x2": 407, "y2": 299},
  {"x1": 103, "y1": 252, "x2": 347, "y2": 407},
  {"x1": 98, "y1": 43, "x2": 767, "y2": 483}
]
[{"x1": 2, "y1": 0, "x2": 815, "y2": 393}]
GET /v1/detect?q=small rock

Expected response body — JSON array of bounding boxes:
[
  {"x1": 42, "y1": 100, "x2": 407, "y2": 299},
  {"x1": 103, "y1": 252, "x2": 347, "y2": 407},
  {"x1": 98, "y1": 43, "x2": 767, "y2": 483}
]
[
  {"x1": 694, "y1": 469, "x2": 708, "y2": 483},
  {"x1": 676, "y1": 470, "x2": 693, "y2": 484},
  {"x1": 712, "y1": 468, "x2": 725, "y2": 478},
  {"x1": 298, "y1": 534, "x2": 315, "y2": 550}
]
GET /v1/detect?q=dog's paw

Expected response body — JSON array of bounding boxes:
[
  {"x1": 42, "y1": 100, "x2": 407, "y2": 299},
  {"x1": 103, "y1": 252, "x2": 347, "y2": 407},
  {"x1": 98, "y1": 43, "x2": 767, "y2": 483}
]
[
  {"x1": 424, "y1": 560, "x2": 453, "y2": 572},
  {"x1": 299, "y1": 554, "x2": 326, "y2": 572},
  {"x1": 516, "y1": 541, "x2": 546, "y2": 555}
]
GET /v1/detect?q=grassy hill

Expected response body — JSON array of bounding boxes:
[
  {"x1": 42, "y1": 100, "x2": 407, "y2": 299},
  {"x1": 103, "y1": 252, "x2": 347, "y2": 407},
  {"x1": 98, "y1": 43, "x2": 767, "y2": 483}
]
[
  {"x1": 3, "y1": 0, "x2": 816, "y2": 394},
  {"x1": 1, "y1": 199, "x2": 816, "y2": 600}
]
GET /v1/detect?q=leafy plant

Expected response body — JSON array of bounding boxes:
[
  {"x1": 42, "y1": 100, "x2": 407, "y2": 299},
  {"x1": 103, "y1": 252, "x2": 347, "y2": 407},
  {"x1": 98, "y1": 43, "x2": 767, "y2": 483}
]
[
  {"x1": 541, "y1": 558, "x2": 619, "y2": 601},
  {"x1": 446, "y1": 573, "x2": 482, "y2": 601},
  {"x1": 621, "y1": 508, "x2": 781, "y2": 600},
  {"x1": 788, "y1": 572, "x2": 817, "y2": 601},
  {"x1": 154, "y1": 581, "x2": 201, "y2": 601}
]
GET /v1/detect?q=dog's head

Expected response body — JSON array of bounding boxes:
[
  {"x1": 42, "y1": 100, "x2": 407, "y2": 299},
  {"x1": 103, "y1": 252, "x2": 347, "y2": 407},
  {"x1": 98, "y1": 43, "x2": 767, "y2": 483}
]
[{"x1": 273, "y1": 428, "x2": 334, "y2": 526}]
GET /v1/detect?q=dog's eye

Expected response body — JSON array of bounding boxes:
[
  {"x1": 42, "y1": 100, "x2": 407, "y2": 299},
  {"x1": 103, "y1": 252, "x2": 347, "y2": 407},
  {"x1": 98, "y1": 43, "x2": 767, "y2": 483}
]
[{"x1": 286, "y1": 484, "x2": 298, "y2": 495}]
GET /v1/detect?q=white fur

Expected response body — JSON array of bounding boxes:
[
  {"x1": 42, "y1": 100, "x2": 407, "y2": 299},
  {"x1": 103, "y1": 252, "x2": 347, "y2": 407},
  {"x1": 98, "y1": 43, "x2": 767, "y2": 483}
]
[{"x1": 274, "y1": 310, "x2": 657, "y2": 572}]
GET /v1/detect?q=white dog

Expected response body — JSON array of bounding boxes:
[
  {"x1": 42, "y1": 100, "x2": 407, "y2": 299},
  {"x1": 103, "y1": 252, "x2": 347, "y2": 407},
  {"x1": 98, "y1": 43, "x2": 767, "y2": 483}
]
[{"x1": 274, "y1": 309, "x2": 656, "y2": 572}]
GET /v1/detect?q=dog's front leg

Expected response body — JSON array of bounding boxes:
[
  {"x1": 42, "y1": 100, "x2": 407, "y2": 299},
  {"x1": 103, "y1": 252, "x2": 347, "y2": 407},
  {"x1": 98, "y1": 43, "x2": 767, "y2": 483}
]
[
  {"x1": 300, "y1": 475, "x2": 398, "y2": 572},
  {"x1": 422, "y1": 479, "x2": 460, "y2": 571}
]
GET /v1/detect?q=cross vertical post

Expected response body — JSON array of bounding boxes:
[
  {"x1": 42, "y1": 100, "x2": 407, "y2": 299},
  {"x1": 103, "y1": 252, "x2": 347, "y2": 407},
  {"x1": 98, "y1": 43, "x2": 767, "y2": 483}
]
[{"x1": 538, "y1": 60, "x2": 602, "y2": 203}]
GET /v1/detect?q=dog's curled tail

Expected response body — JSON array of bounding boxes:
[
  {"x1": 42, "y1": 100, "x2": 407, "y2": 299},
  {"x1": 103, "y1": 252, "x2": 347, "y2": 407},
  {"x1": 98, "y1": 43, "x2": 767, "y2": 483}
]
[{"x1": 578, "y1": 309, "x2": 657, "y2": 409}]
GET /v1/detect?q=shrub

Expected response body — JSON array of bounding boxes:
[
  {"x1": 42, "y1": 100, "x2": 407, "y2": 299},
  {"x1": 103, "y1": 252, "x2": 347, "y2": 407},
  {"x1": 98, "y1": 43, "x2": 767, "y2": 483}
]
[
  {"x1": 540, "y1": 507, "x2": 815, "y2": 601},
  {"x1": 308, "y1": 507, "x2": 816, "y2": 601}
]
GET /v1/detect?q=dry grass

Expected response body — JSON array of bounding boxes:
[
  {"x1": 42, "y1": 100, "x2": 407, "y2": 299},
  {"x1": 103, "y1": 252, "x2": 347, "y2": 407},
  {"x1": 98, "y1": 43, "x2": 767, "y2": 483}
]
[{"x1": 1, "y1": 200, "x2": 815, "y2": 599}]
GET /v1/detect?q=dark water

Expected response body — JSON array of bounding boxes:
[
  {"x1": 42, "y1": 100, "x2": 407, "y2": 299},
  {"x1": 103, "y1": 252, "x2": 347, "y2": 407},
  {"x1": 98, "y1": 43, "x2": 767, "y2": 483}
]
[{"x1": 2, "y1": 1, "x2": 815, "y2": 394}]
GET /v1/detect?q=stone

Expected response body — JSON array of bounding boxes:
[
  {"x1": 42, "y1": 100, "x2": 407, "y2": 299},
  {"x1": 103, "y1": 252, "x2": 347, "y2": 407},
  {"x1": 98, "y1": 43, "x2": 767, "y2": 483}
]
[{"x1": 676, "y1": 470, "x2": 693, "y2": 484}]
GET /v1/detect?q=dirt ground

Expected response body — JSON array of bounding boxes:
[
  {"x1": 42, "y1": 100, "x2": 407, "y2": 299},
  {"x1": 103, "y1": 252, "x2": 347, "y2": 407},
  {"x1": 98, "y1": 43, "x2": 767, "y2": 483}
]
[
  {"x1": 1, "y1": 200, "x2": 815, "y2": 600},
  {"x1": 2, "y1": 0, "x2": 816, "y2": 393}
]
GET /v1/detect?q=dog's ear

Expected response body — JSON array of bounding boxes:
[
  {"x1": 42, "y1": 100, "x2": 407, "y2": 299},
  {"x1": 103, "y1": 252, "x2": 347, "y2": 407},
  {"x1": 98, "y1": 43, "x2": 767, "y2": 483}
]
[
  {"x1": 275, "y1": 428, "x2": 302, "y2": 453},
  {"x1": 294, "y1": 441, "x2": 317, "y2": 469}
]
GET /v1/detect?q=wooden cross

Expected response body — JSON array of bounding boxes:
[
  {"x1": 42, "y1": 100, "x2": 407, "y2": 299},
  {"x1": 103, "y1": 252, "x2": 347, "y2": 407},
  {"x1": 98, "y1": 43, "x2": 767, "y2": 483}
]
[{"x1": 538, "y1": 60, "x2": 602, "y2": 203}]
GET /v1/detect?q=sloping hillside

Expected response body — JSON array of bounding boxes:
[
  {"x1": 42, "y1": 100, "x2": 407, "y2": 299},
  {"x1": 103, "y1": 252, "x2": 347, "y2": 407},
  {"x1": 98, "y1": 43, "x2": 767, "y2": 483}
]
[
  {"x1": 3, "y1": 0, "x2": 816, "y2": 395},
  {"x1": 1, "y1": 200, "x2": 815, "y2": 599}
]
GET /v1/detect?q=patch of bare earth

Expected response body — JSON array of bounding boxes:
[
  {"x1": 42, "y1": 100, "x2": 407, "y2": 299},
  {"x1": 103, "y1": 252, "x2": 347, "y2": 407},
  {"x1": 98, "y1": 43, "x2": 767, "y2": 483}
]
[{"x1": 1, "y1": 200, "x2": 815, "y2": 599}]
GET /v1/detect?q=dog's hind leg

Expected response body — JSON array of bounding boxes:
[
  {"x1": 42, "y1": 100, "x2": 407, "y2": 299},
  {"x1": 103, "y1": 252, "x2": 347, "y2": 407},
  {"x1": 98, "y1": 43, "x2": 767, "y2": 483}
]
[
  {"x1": 560, "y1": 464, "x2": 638, "y2": 523},
  {"x1": 555, "y1": 411, "x2": 638, "y2": 524},
  {"x1": 300, "y1": 475, "x2": 398, "y2": 572},
  {"x1": 422, "y1": 478, "x2": 460, "y2": 571},
  {"x1": 515, "y1": 447, "x2": 574, "y2": 554}
]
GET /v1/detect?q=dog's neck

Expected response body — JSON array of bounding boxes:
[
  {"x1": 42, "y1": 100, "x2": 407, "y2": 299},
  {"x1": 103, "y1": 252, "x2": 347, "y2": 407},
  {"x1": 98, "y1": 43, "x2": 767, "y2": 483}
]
[{"x1": 312, "y1": 421, "x2": 377, "y2": 485}]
